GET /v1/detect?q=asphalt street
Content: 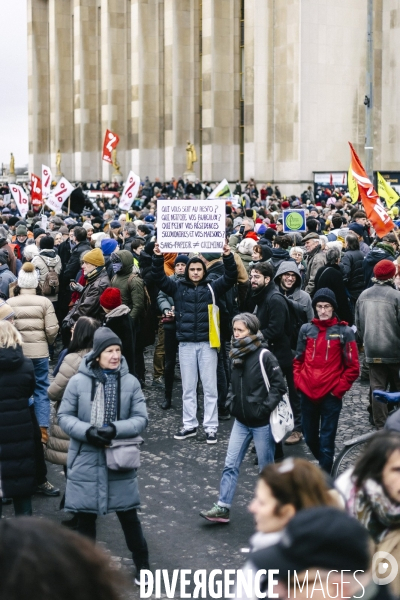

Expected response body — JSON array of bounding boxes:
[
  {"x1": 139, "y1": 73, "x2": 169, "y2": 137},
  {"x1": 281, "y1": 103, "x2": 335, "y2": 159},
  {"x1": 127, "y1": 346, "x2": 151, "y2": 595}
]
[{"x1": 2, "y1": 348, "x2": 373, "y2": 599}]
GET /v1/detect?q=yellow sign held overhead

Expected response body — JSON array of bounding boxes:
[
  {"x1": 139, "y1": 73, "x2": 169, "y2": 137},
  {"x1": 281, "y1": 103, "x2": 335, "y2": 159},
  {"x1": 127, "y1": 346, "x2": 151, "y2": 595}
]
[
  {"x1": 377, "y1": 172, "x2": 400, "y2": 209},
  {"x1": 348, "y1": 165, "x2": 359, "y2": 204}
]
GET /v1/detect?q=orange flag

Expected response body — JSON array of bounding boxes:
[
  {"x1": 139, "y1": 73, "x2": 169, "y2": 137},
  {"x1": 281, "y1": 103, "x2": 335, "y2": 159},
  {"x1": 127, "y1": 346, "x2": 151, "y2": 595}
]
[{"x1": 348, "y1": 142, "x2": 393, "y2": 238}]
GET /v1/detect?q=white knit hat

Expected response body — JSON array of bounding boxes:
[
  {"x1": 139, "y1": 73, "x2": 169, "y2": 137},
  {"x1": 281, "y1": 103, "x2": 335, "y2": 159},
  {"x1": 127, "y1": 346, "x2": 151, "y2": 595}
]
[
  {"x1": 23, "y1": 243, "x2": 39, "y2": 261},
  {"x1": 83, "y1": 221, "x2": 94, "y2": 231},
  {"x1": 18, "y1": 262, "x2": 39, "y2": 289}
]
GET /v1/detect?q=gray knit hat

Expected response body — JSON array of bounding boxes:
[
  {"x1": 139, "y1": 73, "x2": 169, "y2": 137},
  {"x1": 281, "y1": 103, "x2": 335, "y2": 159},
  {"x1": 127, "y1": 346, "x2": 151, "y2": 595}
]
[{"x1": 90, "y1": 327, "x2": 122, "y2": 360}]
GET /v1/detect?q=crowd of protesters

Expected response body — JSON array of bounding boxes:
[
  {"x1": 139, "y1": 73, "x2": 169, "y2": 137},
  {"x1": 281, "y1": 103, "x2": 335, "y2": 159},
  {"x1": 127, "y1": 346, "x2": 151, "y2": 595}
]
[{"x1": 2, "y1": 176, "x2": 400, "y2": 595}]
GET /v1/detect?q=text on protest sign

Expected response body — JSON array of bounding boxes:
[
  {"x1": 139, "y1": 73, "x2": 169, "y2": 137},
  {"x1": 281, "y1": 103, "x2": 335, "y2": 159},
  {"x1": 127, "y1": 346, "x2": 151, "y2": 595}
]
[
  {"x1": 157, "y1": 199, "x2": 226, "y2": 252},
  {"x1": 8, "y1": 184, "x2": 29, "y2": 218}
]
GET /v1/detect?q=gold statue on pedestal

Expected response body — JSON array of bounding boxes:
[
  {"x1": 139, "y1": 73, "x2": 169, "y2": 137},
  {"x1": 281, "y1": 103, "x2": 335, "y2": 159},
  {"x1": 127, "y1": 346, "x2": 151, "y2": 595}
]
[
  {"x1": 9, "y1": 153, "x2": 15, "y2": 175},
  {"x1": 56, "y1": 149, "x2": 62, "y2": 176},
  {"x1": 186, "y1": 141, "x2": 197, "y2": 172},
  {"x1": 111, "y1": 147, "x2": 122, "y2": 175}
]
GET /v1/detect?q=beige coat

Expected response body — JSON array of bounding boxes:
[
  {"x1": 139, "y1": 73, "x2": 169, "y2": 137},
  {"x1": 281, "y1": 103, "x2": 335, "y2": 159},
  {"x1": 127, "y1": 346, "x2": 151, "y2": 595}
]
[
  {"x1": 46, "y1": 349, "x2": 90, "y2": 466},
  {"x1": 7, "y1": 289, "x2": 59, "y2": 358}
]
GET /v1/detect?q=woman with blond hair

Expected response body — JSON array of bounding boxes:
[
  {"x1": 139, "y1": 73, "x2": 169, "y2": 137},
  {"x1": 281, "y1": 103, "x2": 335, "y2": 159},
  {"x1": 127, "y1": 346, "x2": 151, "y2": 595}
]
[{"x1": 0, "y1": 321, "x2": 36, "y2": 517}]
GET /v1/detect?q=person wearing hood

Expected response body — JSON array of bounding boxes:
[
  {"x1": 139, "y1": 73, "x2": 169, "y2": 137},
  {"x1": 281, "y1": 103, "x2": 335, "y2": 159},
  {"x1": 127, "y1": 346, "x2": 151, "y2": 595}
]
[
  {"x1": 294, "y1": 288, "x2": 359, "y2": 472},
  {"x1": 274, "y1": 261, "x2": 313, "y2": 322},
  {"x1": 101, "y1": 238, "x2": 119, "y2": 280},
  {"x1": 151, "y1": 242, "x2": 238, "y2": 444},
  {"x1": 356, "y1": 260, "x2": 400, "y2": 429},
  {"x1": 303, "y1": 232, "x2": 327, "y2": 296},
  {"x1": 363, "y1": 235, "x2": 397, "y2": 288},
  {"x1": 0, "y1": 321, "x2": 36, "y2": 518},
  {"x1": 157, "y1": 254, "x2": 189, "y2": 409},
  {"x1": 63, "y1": 248, "x2": 110, "y2": 344},
  {"x1": 268, "y1": 235, "x2": 296, "y2": 275},
  {"x1": 31, "y1": 236, "x2": 62, "y2": 303},
  {"x1": 0, "y1": 250, "x2": 17, "y2": 299},
  {"x1": 58, "y1": 328, "x2": 149, "y2": 587},
  {"x1": 100, "y1": 288, "x2": 136, "y2": 375}
]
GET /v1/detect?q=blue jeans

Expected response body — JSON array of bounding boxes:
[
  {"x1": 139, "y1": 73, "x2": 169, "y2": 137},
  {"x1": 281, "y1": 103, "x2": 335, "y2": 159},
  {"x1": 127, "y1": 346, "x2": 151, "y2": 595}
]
[
  {"x1": 219, "y1": 419, "x2": 275, "y2": 508},
  {"x1": 300, "y1": 393, "x2": 342, "y2": 473},
  {"x1": 0, "y1": 496, "x2": 32, "y2": 518},
  {"x1": 31, "y1": 357, "x2": 50, "y2": 427},
  {"x1": 179, "y1": 341, "x2": 218, "y2": 433}
]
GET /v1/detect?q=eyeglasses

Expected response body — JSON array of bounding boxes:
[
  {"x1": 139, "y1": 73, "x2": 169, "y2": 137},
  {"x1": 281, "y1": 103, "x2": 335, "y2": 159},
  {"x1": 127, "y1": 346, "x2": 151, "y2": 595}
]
[{"x1": 283, "y1": 274, "x2": 296, "y2": 279}]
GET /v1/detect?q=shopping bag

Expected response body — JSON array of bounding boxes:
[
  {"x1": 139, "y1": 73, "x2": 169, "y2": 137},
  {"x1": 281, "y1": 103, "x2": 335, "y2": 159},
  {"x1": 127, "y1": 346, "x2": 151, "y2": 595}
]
[
  {"x1": 207, "y1": 284, "x2": 220, "y2": 349},
  {"x1": 259, "y1": 349, "x2": 294, "y2": 443}
]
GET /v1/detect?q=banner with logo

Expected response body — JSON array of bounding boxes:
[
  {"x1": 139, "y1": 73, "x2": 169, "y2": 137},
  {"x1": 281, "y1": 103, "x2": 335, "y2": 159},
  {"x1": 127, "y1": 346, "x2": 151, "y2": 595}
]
[
  {"x1": 119, "y1": 171, "x2": 141, "y2": 210},
  {"x1": 8, "y1": 183, "x2": 29, "y2": 218},
  {"x1": 102, "y1": 129, "x2": 120, "y2": 163},
  {"x1": 42, "y1": 164, "x2": 53, "y2": 198},
  {"x1": 45, "y1": 177, "x2": 75, "y2": 214}
]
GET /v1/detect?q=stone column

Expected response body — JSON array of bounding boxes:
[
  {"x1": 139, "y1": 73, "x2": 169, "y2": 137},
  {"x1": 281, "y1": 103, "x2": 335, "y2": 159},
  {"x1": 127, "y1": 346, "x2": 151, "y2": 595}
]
[
  {"x1": 164, "y1": 0, "x2": 199, "y2": 181},
  {"x1": 201, "y1": 0, "x2": 239, "y2": 182},
  {"x1": 49, "y1": 0, "x2": 74, "y2": 179},
  {"x1": 73, "y1": 0, "x2": 100, "y2": 180},
  {"x1": 131, "y1": 0, "x2": 165, "y2": 181},
  {"x1": 28, "y1": 0, "x2": 50, "y2": 176},
  {"x1": 100, "y1": 0, "x2": 129, "y2": 181}
]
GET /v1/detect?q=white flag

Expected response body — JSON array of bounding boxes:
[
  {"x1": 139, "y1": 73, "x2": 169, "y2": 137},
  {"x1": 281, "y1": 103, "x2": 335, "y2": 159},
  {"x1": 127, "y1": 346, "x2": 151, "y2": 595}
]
[
  {"x1": 45, "y1": 177, "x2": 75, "y2": 214},
  {"x1": 208, "y1": 178, "x2": 231, "y2": 199},
  {"x1": 42, "y1": 164, "x2": 53, "y2": 198},
  {"x1": 119, "y1": 171, "x2": 141, "y2": 210},
  {"x1": 8, "y1": 183, "x2": 29, "y2": 218}
]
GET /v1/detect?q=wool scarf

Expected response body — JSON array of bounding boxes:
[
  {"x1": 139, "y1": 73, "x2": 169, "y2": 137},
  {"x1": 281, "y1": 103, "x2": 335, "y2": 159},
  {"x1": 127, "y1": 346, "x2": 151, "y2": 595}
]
[
  {"x1": 90, "y1": 367, "x2": 119, "y2": 427},
  {"x1": 229, "y1": 332, "x2": 263, "y2": 367}
]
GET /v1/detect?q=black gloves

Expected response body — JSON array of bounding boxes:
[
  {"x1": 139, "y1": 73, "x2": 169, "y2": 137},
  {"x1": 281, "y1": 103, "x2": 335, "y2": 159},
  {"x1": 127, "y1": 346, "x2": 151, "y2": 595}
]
[{"x1": 86, "y1": 424, "x2": 116, "y2": 447}]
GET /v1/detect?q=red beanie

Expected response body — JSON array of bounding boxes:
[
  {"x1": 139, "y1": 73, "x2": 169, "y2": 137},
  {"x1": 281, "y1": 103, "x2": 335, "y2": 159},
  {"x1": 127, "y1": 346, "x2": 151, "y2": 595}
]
[
  {"x1": 281, "y1": 201, "x2": 290, "y2": 209},
  {"x1": 100, "y1": 287, "x2": 122, "y2": 310},
  {"x1": 373, "y1": 259, "x2": 396, "y2": 281}
]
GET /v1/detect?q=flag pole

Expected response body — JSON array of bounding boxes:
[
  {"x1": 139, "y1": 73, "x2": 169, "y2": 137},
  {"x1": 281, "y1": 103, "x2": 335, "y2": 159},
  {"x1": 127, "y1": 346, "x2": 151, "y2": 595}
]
[{"x1": 365, "y1": 0, "x2": 374, "y2": 182}]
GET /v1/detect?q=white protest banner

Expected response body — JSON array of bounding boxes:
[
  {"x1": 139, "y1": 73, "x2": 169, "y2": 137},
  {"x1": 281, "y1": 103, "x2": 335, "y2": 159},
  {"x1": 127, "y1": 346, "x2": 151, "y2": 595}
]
[
  {"x1": 45, "y1": 177, "x2": 75, "y2": 214},
  {"x1": 119, "y1": 171, "x2": 141, "y2": 210},
  {"x1": 41, "y1": 214, "x2": 48, "y2": 231},
  {"x1": 8, "y1": 183, "x2": 29, "y2": 218},
  {"x1": 157, "y1": 199, "x2": 226, "y2": 253},
  {"x1": 42, "y1": 165, "x2": 53, "y2": 198},
  {"x1": 3, "y1": 193, "x2": 11, "y2": 205},
  {"x1": 208, "y1": 178, "x2": 231, "y2": 199}
]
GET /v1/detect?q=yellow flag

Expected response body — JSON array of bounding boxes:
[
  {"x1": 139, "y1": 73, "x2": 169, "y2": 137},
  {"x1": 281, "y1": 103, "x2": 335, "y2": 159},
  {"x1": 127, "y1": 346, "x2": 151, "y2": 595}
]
[
  {"x1": 377, "y1": 172, "x2": 400, "y2": 209},
  {"x1": 348, "y1": 165, "x2": 359, "y2": 204}
]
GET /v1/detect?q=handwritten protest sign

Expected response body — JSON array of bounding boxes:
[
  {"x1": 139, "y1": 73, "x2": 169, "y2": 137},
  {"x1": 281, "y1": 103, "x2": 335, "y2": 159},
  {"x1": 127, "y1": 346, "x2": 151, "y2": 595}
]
[{"x1": 157, "y1": 199, "x2": 226, "y2": 252}]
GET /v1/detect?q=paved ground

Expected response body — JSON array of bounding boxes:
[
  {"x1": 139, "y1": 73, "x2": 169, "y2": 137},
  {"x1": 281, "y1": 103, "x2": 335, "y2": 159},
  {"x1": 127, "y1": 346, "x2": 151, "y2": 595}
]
[{"x1": 2, "y1": 347, "x2": 373, "y2": 598}]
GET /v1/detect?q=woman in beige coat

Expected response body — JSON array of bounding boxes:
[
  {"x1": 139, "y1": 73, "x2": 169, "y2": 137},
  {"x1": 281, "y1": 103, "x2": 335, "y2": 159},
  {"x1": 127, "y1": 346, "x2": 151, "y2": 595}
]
[
  {"x1": 7, "y1": 263, "x2": 59, "y2": 441},
  {"x1": 46, "y1": 316, "x2": 100, "y2": 466}
]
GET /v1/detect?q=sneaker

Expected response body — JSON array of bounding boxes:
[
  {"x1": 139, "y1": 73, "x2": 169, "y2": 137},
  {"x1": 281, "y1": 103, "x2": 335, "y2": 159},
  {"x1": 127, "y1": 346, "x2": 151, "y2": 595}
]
[
  {"x1": 174, "y1": 427, "x2": 197, "y2": 440},
  {"x1": 35, "y1": 481, "x2": 60, "y2": 497},
  {"x1": 206, "y1": 431, "x2": 217, "y2": 444},
  {"x1": 161, "y1": 397, "x2": 172, "y2": 410},
  {"x1": 199, "y1": 504, "x2": 230, "y2": 523},
  {"x1": 134, "y1": 567, "x2": 151, "y2": 589},
  {"x1": 218, "y1": 407, "x2": 231, "y2": 421},
  {"x1": 284, "y1": 431, "x2": 303, "y2": 445},
  {"x1": 152, "y1": 377, "x2": 164, "y2": 388}
]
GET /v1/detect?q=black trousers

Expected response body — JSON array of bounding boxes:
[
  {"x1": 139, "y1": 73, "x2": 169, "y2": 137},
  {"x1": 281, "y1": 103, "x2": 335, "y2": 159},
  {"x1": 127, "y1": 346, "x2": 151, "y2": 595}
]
[
  {"x1": 217, "y1": 339, "x2": 231, "y2": 409},
  {"x1": 76, "y1": 509, "x2": 149, "y2": 571},
  {"x1": 164, "y1": 327, "x2": 179, "y2": 399},
  {"x1": 30, "y1": 405, "x2": 47, "y2": 485}
]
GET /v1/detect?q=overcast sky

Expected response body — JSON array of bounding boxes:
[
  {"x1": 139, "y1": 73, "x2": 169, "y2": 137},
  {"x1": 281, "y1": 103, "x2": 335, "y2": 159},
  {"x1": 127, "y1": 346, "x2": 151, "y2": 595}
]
[{"x1": 0, "y1": 1, "x2": 28, "y2": 169}]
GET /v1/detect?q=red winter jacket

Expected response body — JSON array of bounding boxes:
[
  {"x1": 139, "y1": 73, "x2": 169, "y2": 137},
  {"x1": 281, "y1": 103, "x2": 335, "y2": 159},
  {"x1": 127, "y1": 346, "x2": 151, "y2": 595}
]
[{"x1": 293, "y1": 317, "x2": 359, "y2": 401}]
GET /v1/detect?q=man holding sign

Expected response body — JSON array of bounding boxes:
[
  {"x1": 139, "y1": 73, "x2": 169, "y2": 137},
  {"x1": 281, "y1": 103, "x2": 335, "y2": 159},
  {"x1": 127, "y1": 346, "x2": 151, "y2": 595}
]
[{"x1": 151, "y1": 242, "x2": 237, "y2": 444}]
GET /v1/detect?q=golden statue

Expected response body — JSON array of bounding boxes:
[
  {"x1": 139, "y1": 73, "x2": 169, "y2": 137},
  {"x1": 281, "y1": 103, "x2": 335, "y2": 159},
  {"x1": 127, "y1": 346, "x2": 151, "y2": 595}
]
[
  {"x1": 56, "y1": 149, "x2": 62, "y2": 176},
  {"x1": 9, "y1": 153, "x2": 15, "y2": 175},
  {"x1": 111, "y1": 147, "x2": 121, "y2": 175},
  {"x1": 186, "y1": 141, "x2": 197, "y2": 172}
]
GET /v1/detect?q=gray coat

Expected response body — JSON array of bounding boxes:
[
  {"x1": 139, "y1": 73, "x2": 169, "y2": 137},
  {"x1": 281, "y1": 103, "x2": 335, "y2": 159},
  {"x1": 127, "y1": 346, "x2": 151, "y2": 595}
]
[
  {"x1": 274, "y1": 261, "x2": 314, "y2": 321},
  {"x1": 304, "y1": 245, "x2": 326, "y2": 296},
  {"x1": 58, "y1": 354, "x2": 148, "y2": 515},
  {"x1": 355, "y1": 283, "x2": 400, "y2": 363}
]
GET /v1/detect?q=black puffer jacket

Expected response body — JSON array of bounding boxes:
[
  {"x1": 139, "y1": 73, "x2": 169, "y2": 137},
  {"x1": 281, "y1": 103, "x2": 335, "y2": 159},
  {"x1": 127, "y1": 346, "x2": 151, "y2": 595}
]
[
  {"x1": 151, "y1": 253, "x2": 238, "y2": 343},
  {"x1": 62, "y1": 240, "x2": 92, "y2": 284},
  {"x1": 341, "y1": 249, "x2": 365, "y2": 300},
  {"x1": 228, "y1": 344, "x2": 286, "y2": 427},
  {"x1": 0, "y1": 345, "x2": 36, "y2": 497},
  {"x1": 268, "y1": 248, "x2": 296, "y2": 275}
]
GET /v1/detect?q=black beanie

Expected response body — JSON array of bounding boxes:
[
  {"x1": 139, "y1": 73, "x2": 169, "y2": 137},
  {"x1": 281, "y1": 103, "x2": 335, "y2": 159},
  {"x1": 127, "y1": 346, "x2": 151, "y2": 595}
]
[
  {"x1": 90, "y1": 327, "x2": 122, "y2": 361},
  {"x1": 312, "y1": 288, "x2": 338, "y2": 312},
  {"x1": 40, "y1": 235, "x2": 54, "y2": 250},
  {"x1": 34, "y1": 227, "x2": 46, "y2": 240},
  {"x1": 174, "y1": 254, "x2": 189, "y2": 266}
]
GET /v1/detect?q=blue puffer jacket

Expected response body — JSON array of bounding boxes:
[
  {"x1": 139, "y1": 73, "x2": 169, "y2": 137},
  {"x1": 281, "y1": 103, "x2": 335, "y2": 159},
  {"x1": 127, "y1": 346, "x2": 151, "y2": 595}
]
[
  {"x1": 58, "y1": 354, "x2": 148, "y2": 515},
  {"x1": 151, "y1": 253, "x2": 238, "y2": 343}
]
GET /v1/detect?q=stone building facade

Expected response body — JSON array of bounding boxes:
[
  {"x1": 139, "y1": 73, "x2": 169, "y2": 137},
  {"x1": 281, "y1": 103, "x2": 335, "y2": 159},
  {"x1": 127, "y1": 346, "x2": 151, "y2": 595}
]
[{"x1": 28, "y1": 0, "x2": 399, "y2": 190}]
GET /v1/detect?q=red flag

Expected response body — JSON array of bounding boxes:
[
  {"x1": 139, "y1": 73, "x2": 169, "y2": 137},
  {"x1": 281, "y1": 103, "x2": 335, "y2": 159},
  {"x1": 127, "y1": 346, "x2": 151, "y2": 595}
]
[
  {"x1": 329, "y1": 173, "x2": 333, "y2": 185},
  {"x1": 348, "y1": 142, "x2": 393, "y2": 237},
  {"x1": 102, "y1": 129, "x2": 120, "y2": 163},
  {"x1": 31, "y1": 173, "x2": 42, "y2": 207}
]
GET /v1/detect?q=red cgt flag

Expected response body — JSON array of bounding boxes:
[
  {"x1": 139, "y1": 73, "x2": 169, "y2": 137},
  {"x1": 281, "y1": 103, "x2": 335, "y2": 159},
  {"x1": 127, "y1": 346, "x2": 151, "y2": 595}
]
[
  {"x1": 31, "y1": 173, "x2": 42, "y2": 206},
  {"x1": 102, "y1": 129, "x2": 120, "y2": 163},
  {"x1": 349, "y1": 142, "x2": 393, "y2": 238}
]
